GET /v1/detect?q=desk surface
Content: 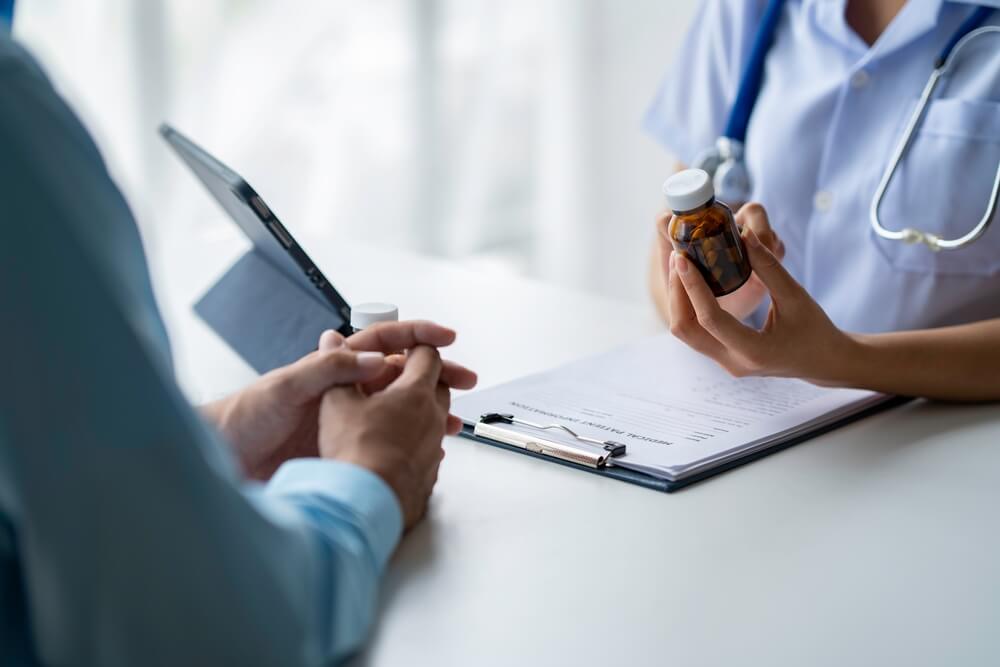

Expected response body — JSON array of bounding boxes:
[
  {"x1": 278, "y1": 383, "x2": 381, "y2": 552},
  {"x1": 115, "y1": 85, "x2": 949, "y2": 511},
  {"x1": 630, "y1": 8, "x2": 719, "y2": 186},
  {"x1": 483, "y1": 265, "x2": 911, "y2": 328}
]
[{"x1": 158, "y1": 225, "x2": 1000, "y2": 667}]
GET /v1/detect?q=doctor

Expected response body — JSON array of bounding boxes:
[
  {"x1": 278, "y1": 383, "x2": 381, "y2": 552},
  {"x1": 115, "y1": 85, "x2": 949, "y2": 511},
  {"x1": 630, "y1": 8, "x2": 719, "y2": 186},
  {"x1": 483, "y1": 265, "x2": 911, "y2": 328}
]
[{"x1": 646, "y1": 0, "x2": 1000, "y2": 401}]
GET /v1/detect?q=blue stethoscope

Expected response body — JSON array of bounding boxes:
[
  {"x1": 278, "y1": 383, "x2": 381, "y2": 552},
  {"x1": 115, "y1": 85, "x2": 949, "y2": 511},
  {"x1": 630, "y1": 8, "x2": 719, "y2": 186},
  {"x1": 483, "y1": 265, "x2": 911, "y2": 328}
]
[
  {"x1": 695, "y1": 0, "x2": 1000, "y2": 251},
  {"x1": 0, "y1": 0, "x2": 13, "y2": 30}
]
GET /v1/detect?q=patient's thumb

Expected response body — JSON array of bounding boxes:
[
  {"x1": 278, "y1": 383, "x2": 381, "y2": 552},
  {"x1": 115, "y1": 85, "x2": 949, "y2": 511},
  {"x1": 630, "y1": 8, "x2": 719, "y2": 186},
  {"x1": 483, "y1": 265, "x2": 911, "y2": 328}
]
[{"x1": 319, "y1": 329, "x2": 345, "y2": 352}]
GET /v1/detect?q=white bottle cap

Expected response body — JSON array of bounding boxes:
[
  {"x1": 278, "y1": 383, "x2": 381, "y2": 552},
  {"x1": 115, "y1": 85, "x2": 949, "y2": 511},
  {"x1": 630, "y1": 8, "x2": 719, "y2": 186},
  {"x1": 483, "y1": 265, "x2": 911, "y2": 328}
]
[
  {"x1": 663, "y1": 168, "x2": 715, "y2": 212},
  {"x1": 350, "y1": 302, "x2": 399, "y2": 330}
]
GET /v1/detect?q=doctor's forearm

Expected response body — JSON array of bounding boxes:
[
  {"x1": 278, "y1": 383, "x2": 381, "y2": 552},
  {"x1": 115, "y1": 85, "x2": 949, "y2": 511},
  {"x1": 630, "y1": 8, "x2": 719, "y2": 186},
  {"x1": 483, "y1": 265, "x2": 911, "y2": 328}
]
[{"x1": 839, "y1": 319, "x2": 1000, "y2": 402}]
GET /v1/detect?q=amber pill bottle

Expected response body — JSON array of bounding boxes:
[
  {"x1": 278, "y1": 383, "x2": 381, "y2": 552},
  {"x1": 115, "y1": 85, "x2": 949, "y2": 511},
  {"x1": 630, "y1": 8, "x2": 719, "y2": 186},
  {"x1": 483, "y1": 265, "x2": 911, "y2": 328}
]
[{"x1": 662, "y1": 169, "x2": 751, "y2": 297}]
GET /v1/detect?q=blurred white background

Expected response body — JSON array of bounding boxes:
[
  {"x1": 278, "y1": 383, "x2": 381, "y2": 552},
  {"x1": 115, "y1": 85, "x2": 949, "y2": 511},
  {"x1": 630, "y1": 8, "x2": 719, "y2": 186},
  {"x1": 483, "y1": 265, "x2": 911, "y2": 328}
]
[{"x1": 13, "y1": 0, "x2": 694, "y2": 303}]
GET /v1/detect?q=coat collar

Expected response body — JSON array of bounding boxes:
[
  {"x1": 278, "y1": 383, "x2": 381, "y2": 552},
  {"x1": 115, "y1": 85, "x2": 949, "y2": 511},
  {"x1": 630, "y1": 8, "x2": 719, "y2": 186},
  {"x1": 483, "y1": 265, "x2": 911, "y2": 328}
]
[{"x1": 806, "y1": 0, "x2": 947, "y2": 63}]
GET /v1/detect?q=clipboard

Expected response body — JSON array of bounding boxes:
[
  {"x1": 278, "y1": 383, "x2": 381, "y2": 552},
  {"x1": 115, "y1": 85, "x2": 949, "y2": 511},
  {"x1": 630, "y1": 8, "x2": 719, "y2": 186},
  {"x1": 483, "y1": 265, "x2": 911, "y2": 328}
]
[
  {"x1": 460, "y1": 417, "x2": 673, "y2": 492},
  {"x1": 458, "y1": 396, "x2": 910, "y2": 493}
]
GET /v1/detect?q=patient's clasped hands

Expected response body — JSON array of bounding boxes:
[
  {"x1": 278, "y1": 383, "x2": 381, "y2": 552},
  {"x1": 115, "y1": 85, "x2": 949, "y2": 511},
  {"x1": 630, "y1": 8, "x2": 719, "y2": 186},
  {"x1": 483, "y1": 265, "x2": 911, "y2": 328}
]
[{"x1": 203, "y1": 321, "x2": 478, "y2": 531}]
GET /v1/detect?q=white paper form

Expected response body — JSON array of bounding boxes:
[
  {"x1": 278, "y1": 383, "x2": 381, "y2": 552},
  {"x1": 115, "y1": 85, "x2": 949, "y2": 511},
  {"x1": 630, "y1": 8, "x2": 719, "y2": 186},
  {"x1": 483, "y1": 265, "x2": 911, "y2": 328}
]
[{"x1": 454, "y1": 334, "x2": 887, "y2": 481}]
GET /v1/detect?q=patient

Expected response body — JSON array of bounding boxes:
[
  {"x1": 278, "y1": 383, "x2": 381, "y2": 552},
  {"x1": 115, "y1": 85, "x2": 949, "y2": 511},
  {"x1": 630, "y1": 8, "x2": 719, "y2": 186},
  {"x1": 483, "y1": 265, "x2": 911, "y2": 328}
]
[{"x1": 0, "y1": 24, "x2": 475, "y2": 666}]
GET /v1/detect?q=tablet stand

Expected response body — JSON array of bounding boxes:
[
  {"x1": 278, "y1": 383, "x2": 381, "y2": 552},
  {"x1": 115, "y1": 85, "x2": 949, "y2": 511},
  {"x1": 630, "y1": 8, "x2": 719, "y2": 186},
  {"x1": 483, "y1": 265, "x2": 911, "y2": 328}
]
[{"x1": 194, "y1": 249, "x2": 343, "y2": 373}]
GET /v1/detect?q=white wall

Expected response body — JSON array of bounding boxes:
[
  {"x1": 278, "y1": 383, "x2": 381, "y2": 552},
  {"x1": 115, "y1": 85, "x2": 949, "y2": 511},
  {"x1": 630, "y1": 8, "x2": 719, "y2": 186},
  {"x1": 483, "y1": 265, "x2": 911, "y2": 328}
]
[
  {"x1": 13, "y1": 0, "x2": 698, "y2": 304},
  {"x1": 535, "y1": 0, "x2": 695, "y2": 301}
]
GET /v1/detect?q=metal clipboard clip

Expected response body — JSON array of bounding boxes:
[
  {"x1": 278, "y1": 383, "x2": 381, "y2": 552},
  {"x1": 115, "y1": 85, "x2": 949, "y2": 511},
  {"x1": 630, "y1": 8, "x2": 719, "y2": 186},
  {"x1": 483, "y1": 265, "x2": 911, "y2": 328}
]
[{"x1": 473, "y1": 413, "x2": 627, "y2": 469}]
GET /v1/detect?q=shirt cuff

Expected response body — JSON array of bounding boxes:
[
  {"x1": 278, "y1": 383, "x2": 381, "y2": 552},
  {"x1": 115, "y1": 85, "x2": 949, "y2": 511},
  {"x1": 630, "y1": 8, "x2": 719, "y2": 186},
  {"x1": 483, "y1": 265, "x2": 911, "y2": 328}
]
[{"x1": 266, "y1": 459, "x2": 403, "y2": 570}]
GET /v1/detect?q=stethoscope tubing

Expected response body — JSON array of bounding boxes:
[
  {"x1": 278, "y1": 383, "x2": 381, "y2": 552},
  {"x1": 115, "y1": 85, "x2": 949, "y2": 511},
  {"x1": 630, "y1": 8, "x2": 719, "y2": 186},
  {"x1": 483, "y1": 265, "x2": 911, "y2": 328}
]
[
  {"x1": 703, "y1": 2, "x2": 998, "y2": 250},
  {"x1": 870, "y1": 24, "x2": 1000, "y2": 251}
]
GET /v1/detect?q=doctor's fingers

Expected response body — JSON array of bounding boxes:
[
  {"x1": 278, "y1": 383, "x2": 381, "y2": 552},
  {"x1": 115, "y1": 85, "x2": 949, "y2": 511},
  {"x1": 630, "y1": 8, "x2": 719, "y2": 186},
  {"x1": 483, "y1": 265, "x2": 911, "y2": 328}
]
[
  {"x1": 656, "y1": 231, "x2": 674, "y2": 290},
  {"x1": 656, "y1": 210, "x2": 673, "y2": 236},
  {"x1": 657, "y1": 233, "x2": 676, "y2": 307},
  {"x1": 667, "y1": 251, "x2": 697, "y2": 336},
  {"x1": 668, "y1": 254, "x2": 742, "y2": 364},
  {"x1": 737, "y1": 202, "x2": 784, "y2": 260},
  {"x1": 742, "y1": 228, "x2": 803, "y2": 304},
  {"x1": 674, "y1": 254, "x2": 765, "y2": 360}
]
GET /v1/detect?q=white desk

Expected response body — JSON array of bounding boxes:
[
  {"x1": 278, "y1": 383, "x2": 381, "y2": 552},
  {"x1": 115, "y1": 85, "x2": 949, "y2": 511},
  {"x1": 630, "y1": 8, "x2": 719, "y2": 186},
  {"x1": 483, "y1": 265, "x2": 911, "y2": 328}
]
[{"x1": 157, "y1": 226, "x2": 1000, "y2": 667}]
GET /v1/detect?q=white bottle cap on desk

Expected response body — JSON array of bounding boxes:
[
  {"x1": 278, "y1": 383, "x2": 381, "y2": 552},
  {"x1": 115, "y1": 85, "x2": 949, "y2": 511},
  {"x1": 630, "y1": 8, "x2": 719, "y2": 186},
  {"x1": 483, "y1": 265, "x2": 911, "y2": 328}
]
[
  {"x1": 351, "y1": 302, "x2": 399, "y2": 330},
  {"x1": 663, "y1": 168, "x2": 715, "y2": 212}
]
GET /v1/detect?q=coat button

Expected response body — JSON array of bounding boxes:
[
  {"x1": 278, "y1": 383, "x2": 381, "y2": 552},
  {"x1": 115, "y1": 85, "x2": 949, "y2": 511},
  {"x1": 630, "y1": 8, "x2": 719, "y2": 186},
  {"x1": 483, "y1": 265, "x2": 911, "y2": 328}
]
[{"x1": 814, "y1": 190, "x2": 834, "y2": 212}]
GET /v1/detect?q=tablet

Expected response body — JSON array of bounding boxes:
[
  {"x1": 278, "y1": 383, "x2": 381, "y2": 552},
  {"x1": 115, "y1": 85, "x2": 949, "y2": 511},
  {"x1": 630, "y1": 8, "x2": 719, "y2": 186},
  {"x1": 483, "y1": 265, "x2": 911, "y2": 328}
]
[{"x1": 160, "y1": 124, "x2": 353, "y2": 335}]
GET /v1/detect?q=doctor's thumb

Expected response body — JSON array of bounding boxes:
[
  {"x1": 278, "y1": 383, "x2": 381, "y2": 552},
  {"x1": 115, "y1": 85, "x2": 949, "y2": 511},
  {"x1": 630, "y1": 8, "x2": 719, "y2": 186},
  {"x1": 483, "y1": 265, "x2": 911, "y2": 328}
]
[
  {"x1": 743, "y1": 227, "x2": 800, "y2": 302},
  {"x1": 738, "y1": 203, "x2": 784, "y2": 259}
]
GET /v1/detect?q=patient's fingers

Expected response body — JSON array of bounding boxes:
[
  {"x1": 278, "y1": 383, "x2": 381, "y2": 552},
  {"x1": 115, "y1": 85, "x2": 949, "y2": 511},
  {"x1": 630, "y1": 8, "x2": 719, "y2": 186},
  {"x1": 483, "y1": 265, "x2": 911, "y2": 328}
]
[
  {"x1": 358, "y1": 355, "x2": 407, "y2": 395},
  {"x1": 318, "y1": 329, "x2": 345, "y2": 351},
  {"x1": 440, "y1": 360, "x2": 478, "y2": 390},
  {"x1": 359, "y1": 356, "x2": 477, "y2": 394},
  {"x1": 446, "y1": 414, "x2": 464, "y2": 435},
  {"x1": 347, "y1": 321, "x2": 456, "y2": 354}
]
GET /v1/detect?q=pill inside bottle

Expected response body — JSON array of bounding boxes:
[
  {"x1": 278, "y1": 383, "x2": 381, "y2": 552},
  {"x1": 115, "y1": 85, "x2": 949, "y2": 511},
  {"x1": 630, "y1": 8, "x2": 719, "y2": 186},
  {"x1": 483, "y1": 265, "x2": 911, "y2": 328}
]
[{"x1": 662, "y1": 168, "x2": 751, "y2": 297}]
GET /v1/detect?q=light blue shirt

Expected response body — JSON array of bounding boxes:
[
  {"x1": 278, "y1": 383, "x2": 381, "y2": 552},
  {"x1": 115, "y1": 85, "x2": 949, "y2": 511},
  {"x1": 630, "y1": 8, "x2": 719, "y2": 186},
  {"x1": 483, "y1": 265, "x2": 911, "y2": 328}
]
[
  {"x1": 0, "y1": 32, "x2": 402, "y2": 666},
  {"x1": 646, "y1": 0, "x2": 1000, "y2": 334}
]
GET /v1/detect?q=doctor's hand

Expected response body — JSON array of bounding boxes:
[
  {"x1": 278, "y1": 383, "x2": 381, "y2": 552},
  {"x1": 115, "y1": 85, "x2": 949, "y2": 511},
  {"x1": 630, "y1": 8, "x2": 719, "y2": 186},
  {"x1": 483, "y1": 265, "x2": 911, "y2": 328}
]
[
  {"x1": 654, "y1": 202, "x2": 785, "y2": 325},
  {"x1": 669, "y1": 226, "x2": 855, "y2": 384},
  {"x1": 203, "y1": 320, "x2": 476, "y2": 480},
  {"x1": 319, "y1": 345, "x2": 453, "y2": 531}
]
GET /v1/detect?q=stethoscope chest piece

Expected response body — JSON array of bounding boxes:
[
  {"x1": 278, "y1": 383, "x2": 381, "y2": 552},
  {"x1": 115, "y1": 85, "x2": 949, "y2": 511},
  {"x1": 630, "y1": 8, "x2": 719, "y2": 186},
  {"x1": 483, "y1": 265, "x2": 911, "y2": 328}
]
[
  {"x1": 693, "y1": 137, "x2": 752, "y2": 206},
  {"x1": 692, "y1": 144, "x2": 724, "y2": 180}
]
